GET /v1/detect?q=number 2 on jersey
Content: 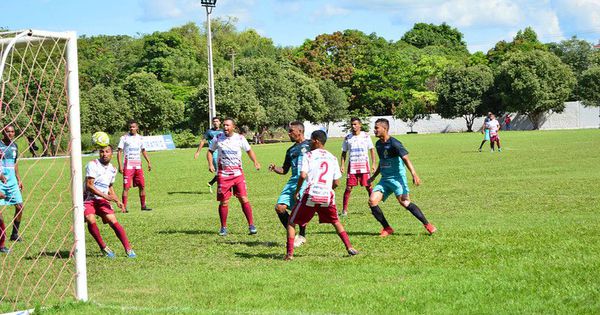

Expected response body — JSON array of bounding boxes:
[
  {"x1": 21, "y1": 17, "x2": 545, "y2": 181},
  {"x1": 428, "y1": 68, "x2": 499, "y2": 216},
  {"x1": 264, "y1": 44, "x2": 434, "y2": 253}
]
[{"x1": 318, "y1": 161, "x2": 329, "y2": 184}]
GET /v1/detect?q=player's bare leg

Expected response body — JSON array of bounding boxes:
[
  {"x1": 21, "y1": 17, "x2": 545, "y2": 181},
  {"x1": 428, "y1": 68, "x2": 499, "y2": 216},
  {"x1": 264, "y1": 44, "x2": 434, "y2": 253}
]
[
  {"x1": 332, "y1": 221, "x2": 358, "y2": 255},
  {"x1": 10, "y1": 203, "x2": 24, "y2": 242},
  {"x1": 398, "y1": 195, "x2": 436, "y2": 235},
  {"x1": 368, "y1": 192, "x2": 393, "y2": 236}
]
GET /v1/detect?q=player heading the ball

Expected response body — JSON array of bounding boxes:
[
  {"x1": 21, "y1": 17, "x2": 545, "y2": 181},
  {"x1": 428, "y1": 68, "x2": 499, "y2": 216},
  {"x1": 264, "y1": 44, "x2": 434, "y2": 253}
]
[{"x1": 207, "y1": 118, "x2": 261, "y2": 236}]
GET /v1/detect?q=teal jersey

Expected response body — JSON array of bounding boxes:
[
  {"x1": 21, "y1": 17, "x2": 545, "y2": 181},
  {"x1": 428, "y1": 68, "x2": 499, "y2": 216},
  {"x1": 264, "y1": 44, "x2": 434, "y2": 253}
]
[
  {"x1": 282, "y1": 140, "x2": 311, "y2": 180},
  {"x1": 204, "y1": 128, "x2": 223, "y2": 147},
  {"x1": 0, "y1": 140, "x2": 18, "y2": 173},
  {"x1": 375, "y1": 137, "x2": 408, "y2": 179}
]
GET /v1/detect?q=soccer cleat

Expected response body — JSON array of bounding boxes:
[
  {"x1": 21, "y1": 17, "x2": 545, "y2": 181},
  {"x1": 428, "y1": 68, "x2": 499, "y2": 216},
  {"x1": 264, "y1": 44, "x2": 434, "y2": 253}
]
[
  {"x1": 102, "y1": 247, "x2": 115, "y2": 259},
  {"x1": 248, "y1": 225, "x2": 257, "y2": 235},
  {"x1": 293, "y1": 235, "x2": 306, "y2": 248},
  {"x1": 340, "y1": 211, "x2": 348, "y2": 218},
  {"x1": 424, "y1": 223, "x2": 437, "y2": 235},
  {"x1": 141, "y1": 206, "x2": 152, "y2": 211},
  {"x1": 124, "y1": 208, "x2": 129, "y2": 213},
  {"x1": 0, "y1": 246, "x2": 10, "y2": 254},
  {"x1": 127, "y1": 249, "x2": 137, "y2": 258},
  {"x1": 10, "y1": 234, "x2": 23, "y2": 242},
  {"x1": 379, "y1": 226, "x2": 394, "y2": 237},
  {"x1": 498, "y1": 148, "x2": 502, "y2": 152},
  {"x1": 207, "y1": 182, "x2": 213, "y2": 194},
  {"x1": 284, "y1": 254, "x2": 293, "y2": 261},
  {"x1": 218, "y1": 227, "x2": 228, "y2": 236},
  {"x1": 347, "y1": 248, "x2": 359, "y2": 256},
  {"x1": 478, "y1": 148, "x2": 482, "y2": 152}
]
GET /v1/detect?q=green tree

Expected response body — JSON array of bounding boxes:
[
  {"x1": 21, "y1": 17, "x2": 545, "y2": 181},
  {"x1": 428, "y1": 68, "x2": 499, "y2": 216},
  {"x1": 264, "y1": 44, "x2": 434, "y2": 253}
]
[
  {"x1": 122, "y1": 72, "x2": 184, "y2": 133},
  {"x1": 81, "y1": 84, "x2": 131, "y2": 134},
  {"x1": 496, "y1": 50, "x2": 576, "y2": 129},
  {"x1": 437, "y1": 65, "x2": 494, "y2": 131},
  {"x1": 318, "y1": 79, "x2": 349, "y2": 126},
  {"x1": 579, "y1": 66, "x2": 600, "y2": 109},
  {"x1": 401, "y1": 23, "x2": 468, "y2": 52},
  {"x1": 394, "y1": 90, "x2": 436, "y2": 133},
  {"x1": 487, "y1": 27, "x2": 547, "y2": 66}
]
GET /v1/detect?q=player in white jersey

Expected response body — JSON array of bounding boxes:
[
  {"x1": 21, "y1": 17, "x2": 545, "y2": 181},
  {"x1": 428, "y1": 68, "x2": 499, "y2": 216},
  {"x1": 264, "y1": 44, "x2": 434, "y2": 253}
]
[
  {"x1": 117, "y1": 121, "x2": 152, "y2": 212},
  {"x1": 208, "y1": 118, "x2": 261, "y2": 236},
  {"x1": 340, "y1": 117, "x2": 376, "y2": 216},
  {"x1": 84, "y1": 145, "x2": 135, "y2": 258},
  {"x1": 285, "y1": 130, "x2": 358, "y2": 260},
  {"x1": 485, "y1": 114, "x2": 502, "y2": 152}
]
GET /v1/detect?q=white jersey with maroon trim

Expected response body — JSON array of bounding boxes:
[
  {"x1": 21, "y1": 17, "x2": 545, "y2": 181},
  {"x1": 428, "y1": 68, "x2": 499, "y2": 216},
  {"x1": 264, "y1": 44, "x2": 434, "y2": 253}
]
[
  {"x1": 486, "y1": 119, "x2": 500, "y2": 136},
  {"x1": 342, "y1": 131, "x2": 373, "y2": 174},
  {"x1": 84, "y1": 159, "x2": 117, "y2": 201},
  {"x1": 209, "y1": 133, "x2": 251, "y2": 178},
  {"x1": 301, "y1": 148, "x2": 342, "y2": 205},
  {"x1": 118, "y1": 133, "x2": 145, "y2": 169}
]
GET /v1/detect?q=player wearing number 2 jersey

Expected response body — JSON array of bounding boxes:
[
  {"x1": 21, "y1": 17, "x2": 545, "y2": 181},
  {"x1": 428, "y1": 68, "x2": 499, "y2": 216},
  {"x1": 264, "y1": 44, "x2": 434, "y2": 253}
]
[
  {"x1": 208, "y1": 118, "x2": 261, "y2": 236},
  {"x1": 117, "y1": 121, "x2": 152, "y2": 212},
  {"x1": 285, "y1": 130, "x2": 358, "y2": 260},
  {"x1": 367, "y1": 118, "x2": 436, "y2": 237}
]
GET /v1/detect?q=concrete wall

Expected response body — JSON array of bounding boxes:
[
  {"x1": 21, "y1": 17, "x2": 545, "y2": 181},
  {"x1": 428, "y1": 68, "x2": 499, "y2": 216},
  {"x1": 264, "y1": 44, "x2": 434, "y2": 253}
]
[{"x1": 305, "y1": 101, "x2": 600, "y2": 138}]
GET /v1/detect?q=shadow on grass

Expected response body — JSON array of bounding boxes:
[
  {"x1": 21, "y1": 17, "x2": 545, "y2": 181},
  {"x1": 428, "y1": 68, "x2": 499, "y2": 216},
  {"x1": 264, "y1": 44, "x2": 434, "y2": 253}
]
[
  {"x1": 234, "y1": 252, "x2": 285, "y2": 260},
  {"x1": 158, "y1": 229, "x2": 215, "y2": 235},
  {"x1": 167, "y1": 191, "x2": 207, "y2": 195},
  {"x1": 24, "y1": 250, "x2": 72, "y2": 260},
  {"x1": 312, "y1": 231, "x2": 418, "y2": 236},
  {"x1": 222, "y1": 240, "x2": 280, "y2": 247}
]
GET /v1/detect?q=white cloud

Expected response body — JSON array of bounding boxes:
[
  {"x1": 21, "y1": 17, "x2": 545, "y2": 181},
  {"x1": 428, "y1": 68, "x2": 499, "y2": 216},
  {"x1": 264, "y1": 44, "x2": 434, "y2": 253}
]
[
  {"x1": 140, "y1": 0, "x2": 184, "y2": 21},
  {"x1": 316, "y1": 4, "x2": 351, "y2": 17},
  {"x1": 554, "y1": 0, "x2": 600, "y2": 33}
]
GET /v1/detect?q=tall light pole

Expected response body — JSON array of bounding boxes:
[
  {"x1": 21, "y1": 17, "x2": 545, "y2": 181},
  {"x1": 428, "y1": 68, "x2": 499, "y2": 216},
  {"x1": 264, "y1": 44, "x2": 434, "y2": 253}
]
[{"x1": 201, "y1": 0, "x2": 217, "y2": 125}]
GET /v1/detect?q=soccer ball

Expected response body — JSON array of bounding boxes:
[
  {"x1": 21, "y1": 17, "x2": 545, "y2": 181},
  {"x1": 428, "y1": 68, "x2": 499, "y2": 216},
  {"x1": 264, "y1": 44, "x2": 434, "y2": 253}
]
[{"x1": 92, "y1": 131, "x2": 110, "y2": 147}]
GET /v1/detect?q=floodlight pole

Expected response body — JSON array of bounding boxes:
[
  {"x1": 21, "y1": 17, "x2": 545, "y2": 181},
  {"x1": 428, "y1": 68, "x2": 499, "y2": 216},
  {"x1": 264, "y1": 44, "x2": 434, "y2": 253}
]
[{"x1": 203, "y1": 1, "x2": 217, "y2": 125}]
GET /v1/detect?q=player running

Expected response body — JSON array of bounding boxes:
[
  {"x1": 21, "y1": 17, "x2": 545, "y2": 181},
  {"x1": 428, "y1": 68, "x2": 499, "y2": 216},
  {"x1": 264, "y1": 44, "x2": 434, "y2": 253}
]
[
  {"x1": 207, "y1": 118, "x2": 261, "y2": 236},
  {"x1": 340, "y1": 117, "x2": 376, "y2": 217},
  {"x1": 0, "y1": 125, "x2": 25, "y2": 245},
  {"x1": 84, "y1": 145, "x2": 136, "y2": 258},
  {"x1": 268, "y1": 121, "x2": 311, "y2": 247},
  {"x1": 285, "y1": 130, "x2": 358, "y2": 260},
  {"x1": 367, "y1": 118, "x2": 437, "y2": 237},
  {"x1": 117, "y1": 120, "x2": 152, "y2": 212},
  {"x1": 194, "y1": 117, "x2": 223, "y2": 193}
]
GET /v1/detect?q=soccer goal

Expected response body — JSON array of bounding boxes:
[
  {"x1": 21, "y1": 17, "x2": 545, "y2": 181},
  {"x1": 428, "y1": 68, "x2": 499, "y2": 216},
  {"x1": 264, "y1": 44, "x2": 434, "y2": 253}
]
[{"x1": 0, "y1": 30, "x2": 86, "y2": 312}]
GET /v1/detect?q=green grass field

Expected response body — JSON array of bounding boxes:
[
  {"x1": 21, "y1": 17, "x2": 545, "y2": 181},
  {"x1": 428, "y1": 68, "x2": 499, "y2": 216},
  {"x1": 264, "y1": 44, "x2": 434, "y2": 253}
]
[{"x1": 2, "y1": 129, "x2": 600, "y2": 314}]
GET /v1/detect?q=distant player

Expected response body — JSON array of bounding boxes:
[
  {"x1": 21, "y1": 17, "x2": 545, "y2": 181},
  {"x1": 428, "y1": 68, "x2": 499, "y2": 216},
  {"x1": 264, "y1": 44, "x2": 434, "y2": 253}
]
[
  {"x1": 367, "y1": 118, "x2": 437, "y2": 237},
  {"x1": 478, "y1": 112, "x2": 492, "y2": 152},
  {"x1": 268, "y1": 121, "x2": 311, "y2": 247},
  {"x1": 84, "y1": 145, "x2": 136, "y2": 258},
  {"x1": 207, "y1": 118, "x2": 261, "y2": 236},
  {"x1": 117, "y1": 120, "x2": 152, "y2": 212},
  {"x1": 194, "y1": 117, "x2": 223, "y2": 193},
  {"x1": 285, "y1": 130, "x2": 358, "y2": 260},
  {"x1": 0, "y1": 125, "x2": 25, "y2": 244},
  {"x1": 340, "y1": 117, "x2": 376, "y2": 216},
  {"x1": 486, "y1": 114, "x2": 502, "y2": 152}
]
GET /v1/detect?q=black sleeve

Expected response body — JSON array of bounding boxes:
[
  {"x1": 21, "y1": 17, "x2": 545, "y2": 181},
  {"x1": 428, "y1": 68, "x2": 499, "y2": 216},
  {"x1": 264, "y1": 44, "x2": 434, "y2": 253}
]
[
  {"x1": 281, "y1": 147, "x2": 292, "y2": 173},
  {"x1": 391, "y1": 138, "x2": 409, "y2": 157}
]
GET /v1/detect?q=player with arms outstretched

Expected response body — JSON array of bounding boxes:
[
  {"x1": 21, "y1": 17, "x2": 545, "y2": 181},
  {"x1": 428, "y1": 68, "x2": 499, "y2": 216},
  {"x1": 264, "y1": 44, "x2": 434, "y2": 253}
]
[
  {"x1": 268, "y1": 121, "x2": 311, "y2": 247},
  {"x1": 84, "y1": 145, "x2": 136, "y2": 258},
  {"x1": 367, "y1": 118, "x2": 437, "y2": 237},
  {"x1": 194, "y1": 117, "x2": 223, "y2": 193},
  {"x1": 0, "y1": 125, "x2": 25, "y2": 245},
  {"x1": 285, "y1": 130, "x2": 358, "y2": 260},
  {"x1": 340, "y1": 117, "x2": 376, "y2": 216},
  {"x1": 117, "y1": 120, "x2": 152, "y2": 212},
  {"x1": 208, "y1": 118, "x2": 261, "y2": 236}
]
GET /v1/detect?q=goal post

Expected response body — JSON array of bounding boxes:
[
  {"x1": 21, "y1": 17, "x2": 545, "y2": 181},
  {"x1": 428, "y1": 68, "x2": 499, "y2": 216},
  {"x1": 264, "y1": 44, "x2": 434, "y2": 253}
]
[{"x1": 0, "y1": 29, "x2": 87, "y2": 312}]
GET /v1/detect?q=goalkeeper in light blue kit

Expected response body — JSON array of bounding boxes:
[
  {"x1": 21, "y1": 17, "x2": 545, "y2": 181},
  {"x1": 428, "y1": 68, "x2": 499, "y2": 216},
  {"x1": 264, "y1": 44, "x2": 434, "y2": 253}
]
[
  {"x1": 367, "y1": 119, "x2": 437, "y2": 237},
  {"x1": 268, "y1": 121, "x2": 311, "y2": 248},
  {"x1": 0, "y1": 125, "x2": 25, "y2": 251}
]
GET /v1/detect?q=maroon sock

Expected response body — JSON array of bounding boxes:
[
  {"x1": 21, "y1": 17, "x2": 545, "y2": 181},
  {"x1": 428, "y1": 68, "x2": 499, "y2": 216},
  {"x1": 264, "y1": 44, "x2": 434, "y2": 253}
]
[
  {"x1": 122, "y1": 196, "x2": 128, "y2": 209},
  {"x1": 140, "y1": 194, "x2": 146, "y2": 208},
  {"x1": 87, "y1": 222, "x2": 106, "y2": 249},
  {"x1": 109, "y1": 222, "x2": 132, "y2": 252},
  {"x1": 343, "y1": 189, "x2": 351, "y2": 212},
  {"x1": 338, "y1": 231, "x2": 352, "y2": 249},
  {"x1": 0, "y1": 219, "x2": 6, "y2": 248},
  {"x1": 241, "y1": 202, "x2": 254, "y2": 225},
  {"x1": 287, "y1": 237, "x2": 294, "y2": 256},
  {"x1": 219, "y1": 204, "x2": 229, "y2": 227}
]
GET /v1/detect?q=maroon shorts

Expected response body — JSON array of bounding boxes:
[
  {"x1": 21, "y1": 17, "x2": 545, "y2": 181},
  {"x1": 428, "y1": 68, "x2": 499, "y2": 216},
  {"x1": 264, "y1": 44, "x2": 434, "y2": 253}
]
[
  {"x1": 347, "y1": 173, "x2": 370, "y2": 187},
  {"x1": 289, "y1": 194, "x2": 339, "y2": 226},
  {"x1": 84, "y1": 199, "x2": 115, "y2": 217},
  {"x1": 490, "y1": 134, "x2": 500, "y2": 142},
  {"x1": 123, "y1": 168, "x2": 145, "y2": 189},
  {"x1": 217, "y1": 174, "x2": 248, "y2": 201}
]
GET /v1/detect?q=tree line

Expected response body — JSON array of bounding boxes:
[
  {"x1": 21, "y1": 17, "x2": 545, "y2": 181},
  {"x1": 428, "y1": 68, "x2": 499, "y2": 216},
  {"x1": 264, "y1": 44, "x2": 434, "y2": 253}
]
[{"x1": 77, "y1": 20, "x2": 600, "y2": 136}]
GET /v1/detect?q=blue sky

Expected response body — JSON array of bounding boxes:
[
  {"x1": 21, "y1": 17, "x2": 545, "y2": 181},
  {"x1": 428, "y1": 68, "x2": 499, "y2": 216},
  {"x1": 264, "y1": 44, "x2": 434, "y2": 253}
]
[{"x1": 2, "y1": 0, "x2": 600, "y2": 52}]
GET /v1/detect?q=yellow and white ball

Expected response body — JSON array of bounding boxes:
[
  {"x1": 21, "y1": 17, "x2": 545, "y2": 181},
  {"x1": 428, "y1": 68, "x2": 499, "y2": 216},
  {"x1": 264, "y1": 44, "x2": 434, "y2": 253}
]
[{"x1": 92, "y1": 131, "x2": 110, "y2": 147}]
